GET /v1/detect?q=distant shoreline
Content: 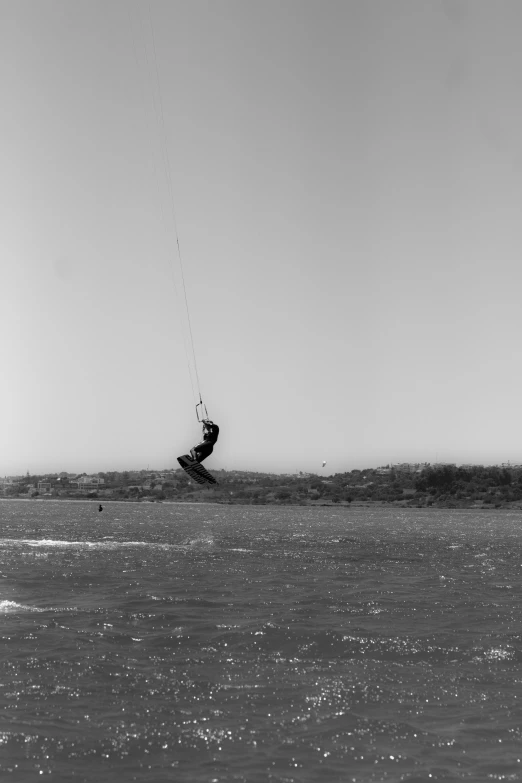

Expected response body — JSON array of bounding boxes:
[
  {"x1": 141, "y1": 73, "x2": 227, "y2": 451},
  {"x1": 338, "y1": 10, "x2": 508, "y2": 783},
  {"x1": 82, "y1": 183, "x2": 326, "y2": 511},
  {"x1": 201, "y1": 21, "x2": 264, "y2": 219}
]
[
  {"x1": 2, "y1": 497, "x2": 521, "y2": 511},
  {"x1": 4, "y1": 464, "x2": 522, "y2": 509}
]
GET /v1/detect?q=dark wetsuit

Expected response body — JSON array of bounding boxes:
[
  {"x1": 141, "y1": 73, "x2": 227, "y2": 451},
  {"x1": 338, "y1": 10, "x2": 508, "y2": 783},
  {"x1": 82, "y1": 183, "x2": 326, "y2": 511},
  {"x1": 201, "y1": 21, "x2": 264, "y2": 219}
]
[{"x1": 191, "y1": 421, "x2": 219, "y2": 463}]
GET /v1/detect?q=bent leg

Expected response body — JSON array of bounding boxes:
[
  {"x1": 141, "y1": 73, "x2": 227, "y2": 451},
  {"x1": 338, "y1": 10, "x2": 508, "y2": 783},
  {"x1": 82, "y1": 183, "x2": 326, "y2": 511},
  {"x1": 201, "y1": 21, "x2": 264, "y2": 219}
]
[{"x1": 191, "y1": 442, "x2": 214, "y2": 463}]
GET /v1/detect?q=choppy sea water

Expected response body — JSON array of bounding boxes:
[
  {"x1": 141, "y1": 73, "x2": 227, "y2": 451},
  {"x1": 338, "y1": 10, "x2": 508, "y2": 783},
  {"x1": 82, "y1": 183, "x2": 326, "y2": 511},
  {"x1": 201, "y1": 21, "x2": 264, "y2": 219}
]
[{"x1": 1, "y1": 501, "x2": 521, "y2": 782}]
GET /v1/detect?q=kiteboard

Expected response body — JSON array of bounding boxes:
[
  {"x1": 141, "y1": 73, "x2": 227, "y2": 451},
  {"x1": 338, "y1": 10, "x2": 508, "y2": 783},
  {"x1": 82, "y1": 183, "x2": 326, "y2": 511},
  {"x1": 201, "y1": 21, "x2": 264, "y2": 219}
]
[{"x1": 177, "y1": 454, "x2": 218, "y2": 486}]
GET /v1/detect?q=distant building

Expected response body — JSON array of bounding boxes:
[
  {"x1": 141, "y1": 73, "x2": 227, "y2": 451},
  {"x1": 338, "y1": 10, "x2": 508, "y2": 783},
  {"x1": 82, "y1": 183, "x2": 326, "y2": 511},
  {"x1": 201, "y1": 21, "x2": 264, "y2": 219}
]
[
  {"x1": 0, "y1": 477, "x2": 24, "y2": 494},
  {"x1": 71, "y1": 476, "x2": 105, "y2": 490},
  {"x1": 392, "y1": 462, "x2": 430, "y2": 473},
  {"x1": 38, "y1": 481, "x2": 52, "y2": 492},
  {"x1": 152, "y1": 472, "x2": 176, "y2": 481},
  {"x1": 0, "y1": 478, "x2": 14, "y2": 495}
]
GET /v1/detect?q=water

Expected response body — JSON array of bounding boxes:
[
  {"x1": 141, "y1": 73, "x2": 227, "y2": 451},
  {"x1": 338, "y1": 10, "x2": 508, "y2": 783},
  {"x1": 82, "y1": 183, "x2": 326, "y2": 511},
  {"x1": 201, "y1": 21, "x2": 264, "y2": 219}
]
[{"x1": 1, "y1": 500, "x2": 521, "y2": 782}]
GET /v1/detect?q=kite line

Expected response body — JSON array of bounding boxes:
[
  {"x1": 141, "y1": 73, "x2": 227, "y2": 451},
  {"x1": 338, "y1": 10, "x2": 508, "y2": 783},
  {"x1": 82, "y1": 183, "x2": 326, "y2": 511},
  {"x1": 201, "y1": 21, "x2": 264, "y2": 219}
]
[{"x1": 128, "y1": 2, "x2": 206, "y2": 419}]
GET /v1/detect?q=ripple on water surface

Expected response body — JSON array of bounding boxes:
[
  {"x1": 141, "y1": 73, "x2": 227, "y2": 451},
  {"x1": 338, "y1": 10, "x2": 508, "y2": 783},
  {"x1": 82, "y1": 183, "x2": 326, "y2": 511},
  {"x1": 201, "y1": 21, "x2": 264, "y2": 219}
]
[{"x1": 0, "y1": 501, "x2": 521, "y2": 781}]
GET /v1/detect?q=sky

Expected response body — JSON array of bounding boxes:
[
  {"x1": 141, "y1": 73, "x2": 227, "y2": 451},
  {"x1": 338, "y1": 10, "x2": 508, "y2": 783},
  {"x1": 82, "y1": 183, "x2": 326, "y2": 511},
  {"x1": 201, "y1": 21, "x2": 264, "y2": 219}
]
[{"x1": 3, "y1": 0, "x2": 522, "y2": 476}]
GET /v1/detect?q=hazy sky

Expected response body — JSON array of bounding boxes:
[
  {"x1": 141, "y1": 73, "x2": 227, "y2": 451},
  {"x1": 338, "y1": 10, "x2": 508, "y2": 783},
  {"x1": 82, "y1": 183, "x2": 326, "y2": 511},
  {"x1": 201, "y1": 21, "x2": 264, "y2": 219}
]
[{"x1": 3, "y1": 0, "x2": 522, "y2": 476}]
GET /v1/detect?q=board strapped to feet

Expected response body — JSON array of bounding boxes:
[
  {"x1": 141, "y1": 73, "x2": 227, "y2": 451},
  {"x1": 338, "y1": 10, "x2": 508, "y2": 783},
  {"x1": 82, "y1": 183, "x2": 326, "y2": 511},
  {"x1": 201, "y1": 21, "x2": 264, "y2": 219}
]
[{"x1": 177, "y1": 454, "x2": 218, "y2": 486}]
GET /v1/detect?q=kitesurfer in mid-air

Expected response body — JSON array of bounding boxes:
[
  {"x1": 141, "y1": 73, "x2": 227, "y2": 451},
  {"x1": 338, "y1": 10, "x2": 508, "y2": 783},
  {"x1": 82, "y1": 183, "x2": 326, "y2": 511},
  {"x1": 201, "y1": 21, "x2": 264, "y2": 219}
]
[{"x1": 190, "y1": 419, "x2": 219, "y2": 463}]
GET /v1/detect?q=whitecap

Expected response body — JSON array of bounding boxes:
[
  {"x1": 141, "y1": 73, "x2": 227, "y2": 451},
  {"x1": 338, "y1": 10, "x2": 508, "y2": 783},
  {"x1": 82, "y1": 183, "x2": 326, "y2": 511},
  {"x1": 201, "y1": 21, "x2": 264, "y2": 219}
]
[
  {"x1": 0, "y1": 600, "x2": 44, "y2": 614},
  {"x1": 0, "y1": 539, "x2": 182, "y2": 550}
]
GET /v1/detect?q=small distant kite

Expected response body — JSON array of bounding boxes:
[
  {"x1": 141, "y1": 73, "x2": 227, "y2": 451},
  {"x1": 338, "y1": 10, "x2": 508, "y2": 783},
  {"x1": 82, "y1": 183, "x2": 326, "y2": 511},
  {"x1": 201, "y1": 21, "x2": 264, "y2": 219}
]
[{"x1": 322, "y1": 461, "x2": 327, "y2": 468}]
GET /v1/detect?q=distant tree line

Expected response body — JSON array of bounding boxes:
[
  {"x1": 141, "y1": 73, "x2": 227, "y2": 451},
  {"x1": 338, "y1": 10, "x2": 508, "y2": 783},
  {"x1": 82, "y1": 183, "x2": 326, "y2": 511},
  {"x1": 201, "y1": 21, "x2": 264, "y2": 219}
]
[{"x1": 3, "y1": 464, "x2": 522, "y2": 507}]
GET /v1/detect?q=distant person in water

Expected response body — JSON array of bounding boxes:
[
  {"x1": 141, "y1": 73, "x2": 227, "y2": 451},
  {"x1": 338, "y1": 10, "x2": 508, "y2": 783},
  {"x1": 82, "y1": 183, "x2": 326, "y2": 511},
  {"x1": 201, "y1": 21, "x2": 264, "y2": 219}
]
[
  {"x1": 98, "y1": 504, "x2": 103, "y2": 512},
  {"x1": 190, "y1": 419, "x2": 219, "y2": 463}
]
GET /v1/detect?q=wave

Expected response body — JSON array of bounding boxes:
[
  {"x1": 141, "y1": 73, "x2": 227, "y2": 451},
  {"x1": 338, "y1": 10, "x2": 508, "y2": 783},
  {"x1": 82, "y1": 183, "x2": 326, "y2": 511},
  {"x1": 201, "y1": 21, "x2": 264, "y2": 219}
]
[
  {"x1": 0, "y1": 538, "x2": 182, "y2": 550},
  {"x1": 0, "y1": 537, "x2": 247, "y2": 553},
  {"x1": 0, "y1": 599, "x2": 45, "y2": 613}
]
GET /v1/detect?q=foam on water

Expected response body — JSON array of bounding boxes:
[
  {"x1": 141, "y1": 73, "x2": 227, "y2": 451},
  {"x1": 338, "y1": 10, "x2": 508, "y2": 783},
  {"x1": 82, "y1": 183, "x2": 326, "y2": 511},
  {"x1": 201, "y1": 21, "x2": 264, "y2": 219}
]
[
  {"x1": 0, "y1": 599, "x2": 44, "y2": 613},
  {"x1": 0, "y1": 538, "x2": 192, "y2": 551}
]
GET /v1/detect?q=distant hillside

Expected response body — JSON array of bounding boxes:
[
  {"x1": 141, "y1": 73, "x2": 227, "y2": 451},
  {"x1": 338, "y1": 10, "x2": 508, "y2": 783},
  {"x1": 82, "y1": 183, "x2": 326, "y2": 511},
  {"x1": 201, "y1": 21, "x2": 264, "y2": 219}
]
[{"x1": 3, "y1": 464, "x2": 522, "y2": 508}]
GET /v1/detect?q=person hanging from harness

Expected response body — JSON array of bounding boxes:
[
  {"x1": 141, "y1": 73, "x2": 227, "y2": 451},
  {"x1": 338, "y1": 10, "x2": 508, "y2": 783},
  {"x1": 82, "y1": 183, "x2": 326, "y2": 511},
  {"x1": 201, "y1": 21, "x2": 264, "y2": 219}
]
[
  {"x1": 190, "y1": 419, "x2": 219, "y2": 463},
  {"x1": 177, "y1": 402, "x2": 219, "y2": 485}
]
